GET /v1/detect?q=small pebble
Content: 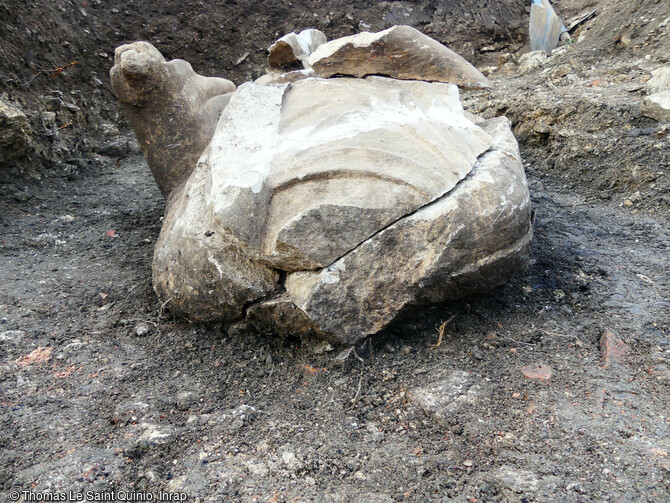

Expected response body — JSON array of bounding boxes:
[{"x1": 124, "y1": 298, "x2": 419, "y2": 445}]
[{"x1": 134, "y1": 322, "x2": 151, "y2": 337}]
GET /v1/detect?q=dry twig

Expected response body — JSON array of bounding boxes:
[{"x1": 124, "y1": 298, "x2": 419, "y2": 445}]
[
  {"x1": 49, "y1": 60, "x2": 79, "y2": 77},
  {"x1": 350, "y1": 346, "x2": 365, "y2": 406},
  {"x1": 157, "y1": 296, "x2": 173, "y2": 319},
  {"x1": 431, "y1": 314, "x2": 456, "y2": 348}
]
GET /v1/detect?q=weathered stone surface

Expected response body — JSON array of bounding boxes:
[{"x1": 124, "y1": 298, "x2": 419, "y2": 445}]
[
  {"x1": 0, "y1": 99, "x2": 30, "y2": 163},
  {"x1": 202, "y1": 76, "x2": 493, "y2": 272},
  {"x1": 268, "y1": 29, "x2": 327, "y2": 68},
  {"x1": 641, "y1": 91, "x2": 670, "y2": 122},
  {"x1": 110, "y1": 41, "x2": 236, "y2": 197},
  {"x1": 307, "y1": 25, "x2": 491, "y2": 89},
  {"x1": 153, "y1": 161, "x2": 279, "y2": 322}
]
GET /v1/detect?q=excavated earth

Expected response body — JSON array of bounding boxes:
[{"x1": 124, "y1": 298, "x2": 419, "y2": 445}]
[{"x1": 1, "y1": 0, "x2": 669, "y2": 502}]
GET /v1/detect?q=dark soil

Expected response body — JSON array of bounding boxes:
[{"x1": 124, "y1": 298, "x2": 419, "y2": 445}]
[
  {"x1": 1, "y1": 0, "x2": 669, "y2": 502},
  {"x1": 0, "y1": 0, "x2": 527, "y2": 185}
]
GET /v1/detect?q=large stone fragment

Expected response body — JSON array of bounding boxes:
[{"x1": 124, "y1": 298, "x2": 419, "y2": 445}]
[
  {"x1": 110, "y1": 42, "x2": 236, "y2": 197},
  {"x1": 641, "y1": 90, "x2": 670, "y2": 122},
  {"x1": 152, "y1": 79, "x2": 529, "y2": 342},
  {"x1": 268, "y1": 29, "x2": 327, "y2": 68},
  {"x1": 281, "y1": 116, "x2": 532, "y2": 343},
  {"x1": 307, "y1": 25, "x2": 491, "y2": 89}
]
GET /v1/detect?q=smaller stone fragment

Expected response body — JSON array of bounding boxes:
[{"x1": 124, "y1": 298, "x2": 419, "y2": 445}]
[
  {"x1": 281, "y1": 451, "x2": 303, "y2": 471},
  {"x1": 268, "y1": 29, "x2": 327, "y2": 68},
  {"x1": 355, "y1": 495, "x2": 394, "y2": 503},
  {"x1": 15, "y1": 347, "x2": 53, "y2": 367},
  {"x1": 137, "y1": 423, "x2": 175, "y2": 447},
  {"x1": 518, "y1": 50, "x2": 547, "y2": 73},
  {"x1": 331, "y1": 346, "x2": 357, "y2": 370},
  {"x1": 307, "y1": 25, "x2": 490, "y2": 89},
  {"x1": 0, "y1": 330, "x2": 25, "y2": 343},
  {"x1": 246, "y1": 294, "x2": 326, "y2": 340},
  {"x1": 0, "y1": 99, "x2": 31, "y2": 162},
  {"x1": 641, "y1": 91, "x2": 670, "y2": 122},
  {"x1": 495, "y1": 466, "x2": 539, "y2": 493},
  {"x1": 647, "y1": 66, "x2": 670, "y2": 93},
  {"x1": 255, "y1": 68, "x2": 316, "y2": 84},
  {"x1": 134, "y1": 322, "x2": 151, "y2": 337}
]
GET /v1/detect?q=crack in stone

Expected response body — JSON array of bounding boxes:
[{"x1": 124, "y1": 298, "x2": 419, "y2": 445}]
[
  {"x1": 310, "y1": 143, "x2": 499, "y2": 272},
  {"x1": 240, "y1": 270, "x2": 287, "y2": 320}
]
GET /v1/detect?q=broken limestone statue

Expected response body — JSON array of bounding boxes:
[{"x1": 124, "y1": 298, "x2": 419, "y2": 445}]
[{"x1": 110, "y1": 27, "x2": 532, "y2": 345}]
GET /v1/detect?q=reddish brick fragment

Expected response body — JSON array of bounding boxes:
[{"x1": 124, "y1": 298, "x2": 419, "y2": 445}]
[
  {"x1": 521, "y1": 364, "x2": 552, "y2": 385},
  {"x1": 16, "y1": 347, "x2": 53, "y2": 367},
  {"x1": 600, "y1": 329, "x2": 630, "y2": 367}
]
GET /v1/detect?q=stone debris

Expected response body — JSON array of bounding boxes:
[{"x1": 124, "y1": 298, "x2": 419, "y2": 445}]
[
  {"x1": 646, "y1": 66, "x2": 670, "y2": 93},
  {"x1": 0, "y1": 98, "x2": 31, "y2": 162},
  {"x1": 407, "y1": 371, "x2": 486, "y2": 427},
  {"x1": 15, "y1": 346, "x2": 53, "y2": 367},
  {"x1": 133, "y1": 321, "x2": 151, "y2": 337},
  {"x1": 111, "y1": 28, "x2": 532, "y2": 345},
  {"x1": 255, "y1": 68, "x2": 316, "y2": 84},
  {"x1": 137, "y1": 423, "x2": 175, "y2": 446},
  {"x1": 495, "y1": 465, "x2": 540, "y2": 493},
  {"x1": 244, "y1": 459, "x2": 269, "y2": 477},
  {"x1": 281, "y1": 451, "x2": 303, "y2": 471},
  {"x1": 0, "y1": 330, "x2": 26, "y2": 343},
  {"x1": 518, "y1": 50, "x2": 548, "y2": 73},
  {"x1": 331, "y1": 346, "x2": 358, "y2": 370},
  {"x1": 641, "y1": 90, "x2": 670, "y2": 122},
  {"x1": 113, "y1": 401, "x2": 150, "y2": 423},
  {"x1": 354, "y1": 495, "x2": 394, "y2": 503},
  {"x1": 307, "y1": 25, "x2": 491, "y2": 89},
  {"x1": 268, "y1": 28, "x2": 327, "y2": 68}
]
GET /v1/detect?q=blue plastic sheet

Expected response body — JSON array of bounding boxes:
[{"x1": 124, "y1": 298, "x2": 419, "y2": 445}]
[{"x1": 529, "y1": 0, "x2": 567, "y2": 53}]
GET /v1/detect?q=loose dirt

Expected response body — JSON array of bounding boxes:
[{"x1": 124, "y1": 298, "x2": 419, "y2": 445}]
[{"x1": 1, "y1": 0, "x2": 669, "y2": 501}]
